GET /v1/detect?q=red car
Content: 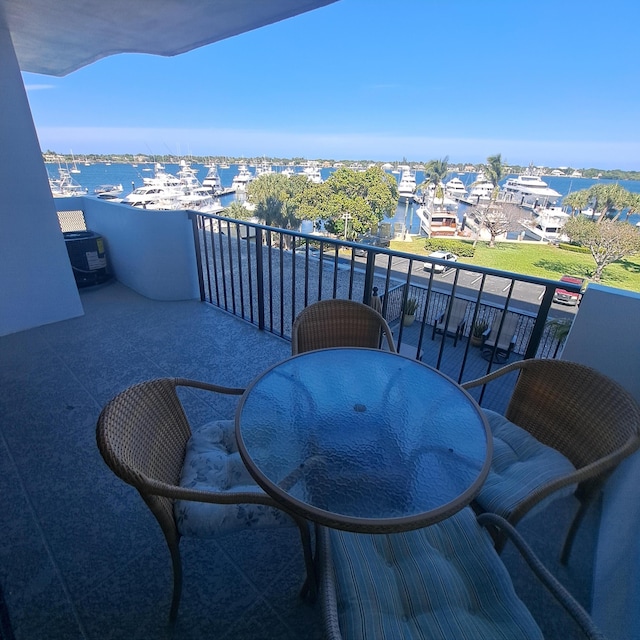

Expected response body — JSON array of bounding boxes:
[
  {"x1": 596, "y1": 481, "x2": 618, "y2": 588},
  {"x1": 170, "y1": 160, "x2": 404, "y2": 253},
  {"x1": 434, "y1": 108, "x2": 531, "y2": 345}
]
[{"x1": 552, "y1": 275, "x2": 585, "y2": 306}]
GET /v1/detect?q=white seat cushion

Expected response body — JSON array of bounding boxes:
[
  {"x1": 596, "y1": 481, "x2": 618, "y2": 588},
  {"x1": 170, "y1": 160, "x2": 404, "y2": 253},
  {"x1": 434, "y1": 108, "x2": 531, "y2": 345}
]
[
  {"x1": 174, "y1": 420, "x2": 292, "y2": 537},
  {"x1": 476, "y1": 410, "x2": 577, "y2": 519},
  {"x1": 329, "y1": 507, "x2": 542, "y2": 639}
]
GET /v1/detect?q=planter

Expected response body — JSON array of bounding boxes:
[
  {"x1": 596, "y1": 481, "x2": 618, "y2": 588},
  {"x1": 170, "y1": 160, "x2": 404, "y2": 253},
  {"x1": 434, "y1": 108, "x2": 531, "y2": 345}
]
[
  {"x1": 470, "y1": 335, "x2": 483, "y2": 347},
  {"x1": 403, "y1": 314, "x2": 416, "y2": 327}
]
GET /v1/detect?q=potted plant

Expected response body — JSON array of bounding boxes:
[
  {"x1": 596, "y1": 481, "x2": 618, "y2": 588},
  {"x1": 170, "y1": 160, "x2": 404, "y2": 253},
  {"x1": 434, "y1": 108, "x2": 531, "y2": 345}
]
[
  {"x1": 402, "y1": 297, "x2": 419, "y2": 327},
  {"x1": 470, "y1": 319, "x2": 489, "y2": 347}
]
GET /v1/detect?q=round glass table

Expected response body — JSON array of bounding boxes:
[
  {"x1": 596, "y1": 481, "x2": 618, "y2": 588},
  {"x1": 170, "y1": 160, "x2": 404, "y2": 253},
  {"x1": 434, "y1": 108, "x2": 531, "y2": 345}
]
[{"x1": 236, "y1": 347, "x2": 491, "y2": 533}]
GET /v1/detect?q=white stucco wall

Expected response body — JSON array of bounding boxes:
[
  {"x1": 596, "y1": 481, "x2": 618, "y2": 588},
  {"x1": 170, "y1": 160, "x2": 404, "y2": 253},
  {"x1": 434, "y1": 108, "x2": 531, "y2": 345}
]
[
  {"x1": 562, "y1": 284, "x2": 640, "y2": 640},
  {"x1": 79, "y1": 198, "x2": 200, "y2": 301},
  {"x1": 0, "y1": 19, "x2": 83, "y2": 336}
]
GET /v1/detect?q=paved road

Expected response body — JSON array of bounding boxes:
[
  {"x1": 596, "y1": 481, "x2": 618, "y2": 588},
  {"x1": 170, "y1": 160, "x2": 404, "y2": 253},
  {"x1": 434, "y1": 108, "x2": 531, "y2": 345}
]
[{"x1": 359, "y1": 253, "x2": 578, "y2": 319}]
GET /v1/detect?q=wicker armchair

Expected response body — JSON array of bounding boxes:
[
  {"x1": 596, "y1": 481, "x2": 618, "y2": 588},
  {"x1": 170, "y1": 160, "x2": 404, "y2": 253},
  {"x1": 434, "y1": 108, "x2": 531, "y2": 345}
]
[
  {"x1": 463, "y1": 359, "x2": 640, "y2": 559},
  {"x1": 291, "y1": 299, "x2": 396, "y2": 355},
  {"x1": 96, "y1": 377, "x2": 313, "y2": 622}
]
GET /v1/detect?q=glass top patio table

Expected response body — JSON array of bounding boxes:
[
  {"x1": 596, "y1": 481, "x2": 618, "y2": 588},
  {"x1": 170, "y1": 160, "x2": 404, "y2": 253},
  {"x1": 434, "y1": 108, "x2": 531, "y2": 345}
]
[{"x1": 236, "y1": 348, "x2": 492, "y2": 533}]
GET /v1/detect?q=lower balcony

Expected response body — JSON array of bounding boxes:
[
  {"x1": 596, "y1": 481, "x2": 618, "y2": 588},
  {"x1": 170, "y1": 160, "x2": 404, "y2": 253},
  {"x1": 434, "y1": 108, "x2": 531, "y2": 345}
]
[{"x1": 0, "y1": 281, "x2": 599, "y2": 639}]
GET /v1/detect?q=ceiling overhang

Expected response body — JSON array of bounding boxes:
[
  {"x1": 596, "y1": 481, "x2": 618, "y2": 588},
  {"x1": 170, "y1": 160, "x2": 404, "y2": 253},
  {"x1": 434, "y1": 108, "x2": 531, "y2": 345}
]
[{"x1": 2, "y1": 0, "x2": 337, "y2": 76}]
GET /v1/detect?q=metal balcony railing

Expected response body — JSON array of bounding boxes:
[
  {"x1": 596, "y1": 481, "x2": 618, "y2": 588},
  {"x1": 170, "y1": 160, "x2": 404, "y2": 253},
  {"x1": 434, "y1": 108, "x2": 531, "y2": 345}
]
[{"x1": 189, "y1": 212, "x2": 580, "y2": 382}]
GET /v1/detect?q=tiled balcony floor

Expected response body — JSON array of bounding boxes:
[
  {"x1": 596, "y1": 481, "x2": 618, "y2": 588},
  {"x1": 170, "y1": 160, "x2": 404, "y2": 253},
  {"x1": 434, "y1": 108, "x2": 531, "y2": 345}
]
[{"x1": 0, "y1": 281, "x2": 598, "y2": 639}]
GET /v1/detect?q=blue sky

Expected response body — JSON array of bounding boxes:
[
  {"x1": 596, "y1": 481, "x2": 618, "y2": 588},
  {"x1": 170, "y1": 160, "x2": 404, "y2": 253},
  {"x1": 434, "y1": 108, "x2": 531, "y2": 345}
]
[{"x1": 22, "y1": 0, "x2": 640, "y2": 169}]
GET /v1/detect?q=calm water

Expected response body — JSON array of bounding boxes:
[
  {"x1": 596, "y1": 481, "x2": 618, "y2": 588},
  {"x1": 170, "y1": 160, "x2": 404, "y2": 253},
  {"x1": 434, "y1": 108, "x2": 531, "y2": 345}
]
[{"x1": 47, "y1": 162, "x2": 640, "y2": 231}]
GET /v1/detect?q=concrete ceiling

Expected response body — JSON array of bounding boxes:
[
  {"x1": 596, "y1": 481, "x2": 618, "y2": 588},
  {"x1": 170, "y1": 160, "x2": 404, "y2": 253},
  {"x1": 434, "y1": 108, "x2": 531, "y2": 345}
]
[{"x1": 2, "y1": 0, "x2": 337, "y2": 76}]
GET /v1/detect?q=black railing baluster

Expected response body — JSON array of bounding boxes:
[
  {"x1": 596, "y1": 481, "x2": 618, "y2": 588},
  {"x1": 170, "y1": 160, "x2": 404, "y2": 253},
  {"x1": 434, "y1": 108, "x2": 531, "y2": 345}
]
[
  {"x1": 255, "y1": 228, "x2": 265, "y2": 330},
  {"x1": 525, "y1": 285, "x2": 555, "y2": 359},
  {"x1": 188, "y1": 212, "x2": 578, "y2": 376}
]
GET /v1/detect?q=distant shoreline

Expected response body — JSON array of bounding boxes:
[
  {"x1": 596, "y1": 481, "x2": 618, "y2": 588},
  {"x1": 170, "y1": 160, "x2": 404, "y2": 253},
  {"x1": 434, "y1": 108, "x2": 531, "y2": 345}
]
[{"x1": 42, "y1": 154, "x2": 640, "y2": 181}]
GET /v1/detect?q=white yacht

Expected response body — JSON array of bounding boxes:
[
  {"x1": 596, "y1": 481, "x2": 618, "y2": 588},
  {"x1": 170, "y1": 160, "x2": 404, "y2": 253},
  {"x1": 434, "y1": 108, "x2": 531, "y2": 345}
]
[
  {"x1": 49, "y1": 167, "x2": 88, "y2": 197},
  {"x1": 468, "y1": 171, "x2": 494, "y2": 203},
  {"x1": 501, "y1": 172, "x2": 561, "y2": 209},
  {"x1": 255, "y1": 160, "x2": 275, "y2": 178},
  {"x1": 397, "y1": 169, "x2": 416, "y2": 200},
  {"x1": 231, "y1": 164, "x2": 254, "y2": 192},
  {"x1": 202, "y1": 164, "x2": 222, "y2": 194},
  {"x1": 521, "y1": 206, "x2": 570, "y2": 241},
  {"x1": 176, "y1": 160, "x2": 224, "y2": 212},
  {"x1": 302, "y1": 162, "x2": 323, "y2": 184},
  {"x1": 123, "y1": 163, "x2": 182, "y2": 209},
  {"x1": 444, "y1": 177, "x2": 468, "y2": 200},
  {"x1": 94, "y1": 184, "x2": 123, "y2": 201}
]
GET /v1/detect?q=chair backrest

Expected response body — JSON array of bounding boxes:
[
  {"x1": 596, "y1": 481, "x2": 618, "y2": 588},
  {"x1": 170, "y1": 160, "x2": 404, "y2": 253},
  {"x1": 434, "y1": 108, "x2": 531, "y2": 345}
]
[
  {"x1": 96, "y1": 378, "x2": 193, "y2": 535},
  {"x1": 485, "y1": 311, "x2": 518, "y2": 349},
  {"x1": 505, "y1": 359, "x2": 640, "y2": 469},
  {"x1": 291, "y1": 299, "x2": 396, "y2": 355},
  {"x1": 439, "y1": 297, "x2": 468, "y2": 326}
]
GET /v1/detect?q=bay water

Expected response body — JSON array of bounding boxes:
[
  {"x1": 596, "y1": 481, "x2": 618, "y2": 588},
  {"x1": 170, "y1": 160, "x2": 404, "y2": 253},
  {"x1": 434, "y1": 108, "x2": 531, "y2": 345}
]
[{"x1": 47, "y1": 162, "x2": 640, "y2": 231}]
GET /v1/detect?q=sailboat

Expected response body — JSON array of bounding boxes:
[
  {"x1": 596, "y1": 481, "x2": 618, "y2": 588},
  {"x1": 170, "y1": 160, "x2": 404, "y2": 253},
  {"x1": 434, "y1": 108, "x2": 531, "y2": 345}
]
[{"x1": 69, "y1": 150, "x2": 81, "y2": 174}]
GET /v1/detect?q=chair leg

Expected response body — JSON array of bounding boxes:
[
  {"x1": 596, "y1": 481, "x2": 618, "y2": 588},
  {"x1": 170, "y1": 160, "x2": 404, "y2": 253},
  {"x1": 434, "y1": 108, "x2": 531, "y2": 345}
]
[
  {"x1": 168, "y1": 537, "x2": 183, "y2": 624},
  {"x1": 560, "y1": 488, "x2": 598, "y2": 565},
  {"x1": 293, "y1": 516, "x2": 317, "y2": 602}
]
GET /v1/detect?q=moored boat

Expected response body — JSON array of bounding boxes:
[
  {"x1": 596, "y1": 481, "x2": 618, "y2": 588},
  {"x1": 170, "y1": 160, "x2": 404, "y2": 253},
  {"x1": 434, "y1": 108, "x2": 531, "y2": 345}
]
[
  {"x1": 444, "y1": 177, "x2": 468, "y2": 200},
  {"x1": 202, "y1": 164, "x2": 222, "y2": 194},
  {"x1": 231, "y1": 164, "x2": 254, "y2": 192},
  {"x1": 500, "y1": 170, "x2": 561, "y2": 209},
  {"x1": 397, "y1": 169, "x2": 416, "y2": 200},
  {"x1": 49, "y1": 167, "x2": 88, "y2": 197}
]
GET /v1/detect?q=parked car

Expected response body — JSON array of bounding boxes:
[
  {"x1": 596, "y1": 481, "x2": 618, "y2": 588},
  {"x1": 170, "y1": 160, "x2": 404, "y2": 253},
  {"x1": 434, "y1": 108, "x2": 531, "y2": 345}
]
[
  {"x1": 552, "y1": 275, "x2": 586, "y2": 306},
  {"x1": 423, "y1": 250, "x2": 458, "y2": 273},
  {"x1": 353, "y1": 234, "x2": 390, "y2": 256}
]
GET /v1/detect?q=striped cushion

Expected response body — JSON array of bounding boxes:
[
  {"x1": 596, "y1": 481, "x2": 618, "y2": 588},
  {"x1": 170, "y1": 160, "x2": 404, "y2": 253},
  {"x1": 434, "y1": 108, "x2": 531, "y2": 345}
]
[
  {"x1": 329, "y1": 507, "x2": 542, "y2": 639},
  {"x1": 174, "y1": 420, "x2": 293, "y2": 537},
  {"x1": 476, "y1": 410, "x2": 577, "y2": 519}
]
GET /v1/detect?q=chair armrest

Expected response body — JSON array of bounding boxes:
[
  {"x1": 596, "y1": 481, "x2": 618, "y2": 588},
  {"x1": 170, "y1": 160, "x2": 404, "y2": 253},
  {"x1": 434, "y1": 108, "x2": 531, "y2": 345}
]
[
  {"x1": 477, "y1": 513, "x2": 607, "y2": 640},
  {"x1": 462, "y1": 360, "x2": 527, "y2": 390},
  {"x1": 175, "y1": 377, "x2": 245, "y2": 395}
]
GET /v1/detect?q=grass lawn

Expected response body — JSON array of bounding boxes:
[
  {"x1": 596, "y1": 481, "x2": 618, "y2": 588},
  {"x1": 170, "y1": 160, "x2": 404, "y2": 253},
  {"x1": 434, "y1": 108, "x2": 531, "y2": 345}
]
[{"x1": 389, "y1": 238, "x2": 640, "y2": 293}]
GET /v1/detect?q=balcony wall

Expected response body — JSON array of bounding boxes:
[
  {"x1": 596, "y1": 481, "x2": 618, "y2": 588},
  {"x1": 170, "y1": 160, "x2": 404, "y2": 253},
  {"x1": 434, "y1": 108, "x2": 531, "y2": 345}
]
[
  {"x1": 0, "y1": 19, "x2": 83, "y2": 337},
  {"x1": 562, "y1": 284, "x2": 640, "y2": 640},
  {"x1": 79, "y1": 196, "x2": 200, "y2": 301}
]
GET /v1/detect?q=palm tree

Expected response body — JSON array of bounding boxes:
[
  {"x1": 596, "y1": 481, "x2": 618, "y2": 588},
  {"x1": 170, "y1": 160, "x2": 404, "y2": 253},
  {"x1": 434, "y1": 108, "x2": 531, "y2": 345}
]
[
  {"x1": 484, "y1": 153, "x2": 505, "y2": 201},
  {"x1": 563, "y1": 190, "x2": 590, "y2": 216},
  {"x1": 418, "y1": 156, "x2": 449, "y2": 205}
]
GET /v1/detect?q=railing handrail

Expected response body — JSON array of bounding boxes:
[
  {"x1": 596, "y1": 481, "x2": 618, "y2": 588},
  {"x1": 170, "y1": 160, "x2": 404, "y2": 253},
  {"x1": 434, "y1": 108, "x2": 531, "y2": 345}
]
[{"x1": 190, "y1": 211, "x2": 583, "y2": 294}]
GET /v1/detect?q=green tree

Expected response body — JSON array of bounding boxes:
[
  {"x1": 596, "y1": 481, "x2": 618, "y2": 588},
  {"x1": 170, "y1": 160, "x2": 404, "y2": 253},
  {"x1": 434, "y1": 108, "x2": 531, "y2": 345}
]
[
  {"x1": 246, "y1": 173, "x2": 304, "y2": 230},
  {"x1": 297, "y1": 167, "x2": 398, "y2": 239},
  {"x1": 418, "y1": 156, "x2": 449, "y2": 203},
  {"x1": 484, "y1": 153, "x2": 506, "y2": 201},
  {"x1": 589, "y1": 183, "x2": 636, "y2": 222},
  {"x1": 563, "y1": 216, "x2": 640, "y2": 281},
  {"x1": 563, "y1": 190, "x2": 590, "y2": 216},
  {"x1": 223, "y1": 200, "x2": 254, "y2": 221},
  {"x1": 563, "y1": 184, "x2": 637, "y2": 222}
]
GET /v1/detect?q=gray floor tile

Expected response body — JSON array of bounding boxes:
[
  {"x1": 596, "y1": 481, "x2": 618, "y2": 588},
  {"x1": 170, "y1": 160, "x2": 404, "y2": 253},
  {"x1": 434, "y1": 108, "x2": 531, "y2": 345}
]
[{"x1": 0, "y1": 281, "x2": 598, "y2": 640}]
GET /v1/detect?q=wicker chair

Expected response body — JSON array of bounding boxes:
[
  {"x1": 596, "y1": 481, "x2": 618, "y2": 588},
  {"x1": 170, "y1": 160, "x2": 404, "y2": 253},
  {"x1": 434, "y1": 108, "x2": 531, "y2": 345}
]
[
  {"x1": 96, "y1": 377, "x2": 314, "y2": 622},
  {"x1": 462, "y1": 359, "x2": 640, "y2": 559},
  {"x1": 291, "y1": 299, "x2": 396, "y2": 355},
  {"x1": 318, "y1": 508, "x2": 606, "y2": 639}
]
